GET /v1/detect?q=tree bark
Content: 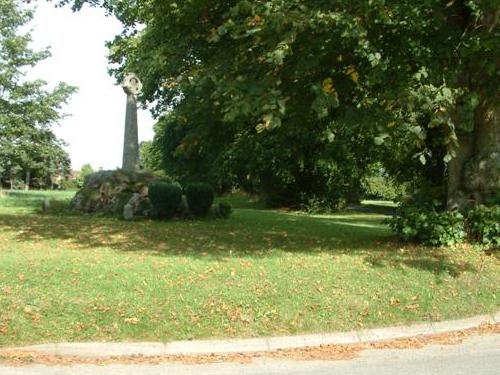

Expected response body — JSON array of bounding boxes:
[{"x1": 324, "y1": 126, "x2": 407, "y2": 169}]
[
  {"x1": 446, "y1": 4, "x2": 500, "y2": 209},
  {"x1": 447, "y1": 95, "x2": 500, "y2": 209},
  {"x1": 446, "y1": 134, "x2": 474, "y2": 209},
  {"x1": 25, "y1": 171, "x2": 30, "y2": 191},
  {"x1": 464, "y1": 96, "x2": 500, "y2": 202}
]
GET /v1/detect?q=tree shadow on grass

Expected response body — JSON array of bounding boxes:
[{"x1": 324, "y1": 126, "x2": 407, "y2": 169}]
[
  {"x1": 363, "y1": 251, "x2": 477, "y2": 278},
  {"x1": 0, "y1": 208, "x2": 477, "y2": 277}
]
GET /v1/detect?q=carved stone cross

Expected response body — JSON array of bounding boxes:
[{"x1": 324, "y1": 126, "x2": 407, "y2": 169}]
[{"x1": 121, "y1": 73, "x2": 142, "y2": 171}]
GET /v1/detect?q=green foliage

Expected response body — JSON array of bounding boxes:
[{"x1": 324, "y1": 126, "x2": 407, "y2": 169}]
[
  {"x1": 211, "y1": 201, "x2": 233, "y2": 219},
  {"x1": 467, "y1": 205, "x2": 500, "y2": 247},
  {"x1": 77, "y1": 164, "x2": 95, "y2": 188},
  {"x1": 300, "y1": 196, "x2": 346, "y2": 214},
  {"x1": 139, "y1": 140, "x2": 161, "y2": 172},
  {"x1": 185, "y1": 182, "x2": 214, "y2": 217},
  {"x1": 148, "y1": 181, "x2": 182, "y2": 219},
  {"x1": 363, "y1": 175, "x2": 399, "y2": 201},
  {"x1": 389, "y1": 203, "x2": 500, "y2": 248},
  {"x1": 59, "y1": 177, "x2": 78, "y2": 191},
  {"x1": 58, "y1": 0, "x2": 500, "y2": 209},
  {"x1": 0, "y1": 0, "x2": 76, "y2": 188},
  {"x1": 362, "y1": 164, "x2": 405, "y2": 201},
  {"x1": 388, "y1": 205, "x2": 466, "y2": 247}
]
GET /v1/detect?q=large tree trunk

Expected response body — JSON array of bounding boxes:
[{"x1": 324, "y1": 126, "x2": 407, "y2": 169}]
[
  {"x1": 446, "y1": 4, "x2": 500, "y2": 209},
  {"x1": 464, "y1": 97, "x2": 500, "y2": 203},
  {"x1": 25, "y1": 170, "x2": 31, "y2": 191},
  {"x1": 446, "y1": 134, "x2": 473, "y2": 209},
  {"x1": 447, "y1": 95, "x2": 500, "y2": 209}
]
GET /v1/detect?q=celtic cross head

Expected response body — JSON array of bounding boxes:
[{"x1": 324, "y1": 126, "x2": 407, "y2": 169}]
[{"x1": 122, "y1": 73, "x2": 143, "y2": 96}]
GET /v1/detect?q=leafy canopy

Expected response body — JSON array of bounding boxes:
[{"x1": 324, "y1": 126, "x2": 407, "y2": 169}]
[
  {"x1": 1, "y1": 0, "x2": 77, "y2": 187},
  {"x1": 56, "y1": 0, "x2": 499, "y2": 205}
]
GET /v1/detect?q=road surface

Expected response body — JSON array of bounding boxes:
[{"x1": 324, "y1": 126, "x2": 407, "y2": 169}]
[{"x1": 1, "y1": 334, "x2": 498, "y2": 375}]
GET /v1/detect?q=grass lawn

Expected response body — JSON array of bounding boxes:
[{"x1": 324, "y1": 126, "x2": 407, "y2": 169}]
[{"x1": 0, "y1": 190, "x2": 498, "y2": 347}]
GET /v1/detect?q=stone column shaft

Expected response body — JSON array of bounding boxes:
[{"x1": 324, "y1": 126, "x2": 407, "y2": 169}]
[
  {"x1": 122, "y1": 93, "x2": 139, "y2": 171},
  {"x1": 121, "y1": 73, "x2": 142, "y2": 171}
]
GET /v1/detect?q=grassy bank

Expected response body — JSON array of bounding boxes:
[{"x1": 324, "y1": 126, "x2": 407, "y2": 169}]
[{"x1": 0, "y1": 191, "x2": 498, "y2": 346}]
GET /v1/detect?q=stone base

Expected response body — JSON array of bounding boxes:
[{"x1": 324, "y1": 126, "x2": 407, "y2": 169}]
[{"x1": 70, "y1": 170, "x2": 159, "y2": 217}]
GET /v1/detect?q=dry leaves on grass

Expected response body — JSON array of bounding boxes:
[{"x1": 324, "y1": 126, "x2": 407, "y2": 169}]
[{"x1": 123, "y1": 317, "x2": 140, "y2": 325}]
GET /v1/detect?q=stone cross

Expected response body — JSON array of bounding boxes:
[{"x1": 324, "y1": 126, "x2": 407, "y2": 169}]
[{"x1": 121, "y1": 73, "x2": 143, "y2": 171}]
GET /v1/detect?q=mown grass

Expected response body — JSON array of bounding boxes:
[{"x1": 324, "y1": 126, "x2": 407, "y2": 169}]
[{"x1": 0, "y1": 190, "x2": 498, "y2": 347}]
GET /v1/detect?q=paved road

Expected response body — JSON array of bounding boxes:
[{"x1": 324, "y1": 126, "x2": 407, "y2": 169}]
[{"x1": 2, "y1": 334, "x2": 499, "y2": 375}]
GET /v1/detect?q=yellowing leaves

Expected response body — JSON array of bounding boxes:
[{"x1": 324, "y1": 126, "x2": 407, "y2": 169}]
[
  {"x1": 389, "y1": 297, "x2": 400, "y2": 306},
  {"x1": 248, "y1": 14, "x2": 263, "y2": 27},
  {"x1": 345, "y1": 65, "x2": 359, "y2": 83},
  {"x1": 124, "y1": 317, "x2": 140, "y2": 325},
  {"x1": 23, "y1": 306, "x2": 42, "y2": 323},
  {"x1": 322, "y1": 78, "x2": 336, "y2": 95},
  {"x1": 23, "y1": 306, "x2": 33, "y2": 314},
  {"x1": 256, "y1": 113, "x2": 281, "y2": 132},
  {"x1": 405, "y1": 303, "x2": 419, "y2": 310},
  {"x1": 75, "y1": 322, "x2": 85, "y2": 332}
]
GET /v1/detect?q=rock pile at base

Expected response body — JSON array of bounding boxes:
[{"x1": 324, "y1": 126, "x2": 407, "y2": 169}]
[{"x1": 69, "y1": 170, "x2": 159, "y2": 217}]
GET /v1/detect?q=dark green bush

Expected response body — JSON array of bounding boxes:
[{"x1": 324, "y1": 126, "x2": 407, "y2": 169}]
[
  {"x1": 300, "y1": 196, "x2": 344, "y2": 214},
  {"x1": 148, "y1": 181, "x2": 182, "y2": 219},
  {"x1": 185, "y1": 182, "x2": 214, "y2": 216},
  {"x1": 211, "y1": 202, "x2": 232, "y2": 219},
  {"x1": 467, "y1": 205, "x2": 500, "y2": 247},
  {"x1": 387, "y1": 204, "x2": 466, "y2": 246}
]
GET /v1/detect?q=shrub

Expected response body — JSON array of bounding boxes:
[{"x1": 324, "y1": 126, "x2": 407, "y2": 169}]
[
  {"x1": 387, "y1": 204, "x2": 466, "y2": 246},
  {"x1": 362, "y1": 175, "x2": 400, "y2": 201},
  {"x1": 300, "y1": 196, "x2": 341, "y2": 214},
  {"x1": 362, "y1": 163, "x2": 407, "y2": 201},
  {"x1": 148, "y1": 181, "x2": 182, "y2": 219},
  {"x1": 466, "y1": 205, "x2": 500, "y2": 247},
  {"x1": 59, "y1": 178, "x2": 78, "y2": 191},
  {"x1": 211, "y1": 202, "x2": 232, "y2": 219},
  {"x1": 185, "y1": 182, "x2": 214, "y2": 217}
]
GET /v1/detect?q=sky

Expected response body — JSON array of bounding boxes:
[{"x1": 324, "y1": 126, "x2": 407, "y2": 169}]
[{"x1": 28, "y1": 1, "x2": 155, "y2": 171}]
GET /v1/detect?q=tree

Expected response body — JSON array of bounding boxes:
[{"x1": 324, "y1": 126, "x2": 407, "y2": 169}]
[
  {"x1": 58, "y1": 0, "x2": 499, "y2": 209},
  {"x1": 0, "y1": 0, "x2": 76, "y2": 189},
  {"x1": 76, "y1": 163, "x2": 94, "y2": 188},
  {"x1": 139, "y1": 140, "x2": 161, "y2": 172}
]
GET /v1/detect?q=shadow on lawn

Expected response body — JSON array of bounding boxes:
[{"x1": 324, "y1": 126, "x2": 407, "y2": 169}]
[
  {"x1": 363, "y1": 252, "x2": 477, "y2": 278},
  {"x1": 0, "y1": 208, "x2": 476, "y2": 277}
]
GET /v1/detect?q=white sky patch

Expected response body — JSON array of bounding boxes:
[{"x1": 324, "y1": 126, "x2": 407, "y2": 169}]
[{"x1": 28, "y1": 1, "x2": 155, "y2": 171}]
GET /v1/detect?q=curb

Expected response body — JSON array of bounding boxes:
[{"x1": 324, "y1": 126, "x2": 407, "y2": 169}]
[{"x1": 9, "y1": 313, "x2": 499, "y2": 358}]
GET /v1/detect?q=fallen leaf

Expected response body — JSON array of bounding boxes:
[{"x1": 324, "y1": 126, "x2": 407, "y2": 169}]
[
  {"x1": 405, "y1": 303, "x2": 419, "y2": 310},
  {"x1": 124, "y1": 317, "x2": 139, "y2": 325},
  {"x1": 389, "y1": 297, "x2": 400, "y2": 306}
]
